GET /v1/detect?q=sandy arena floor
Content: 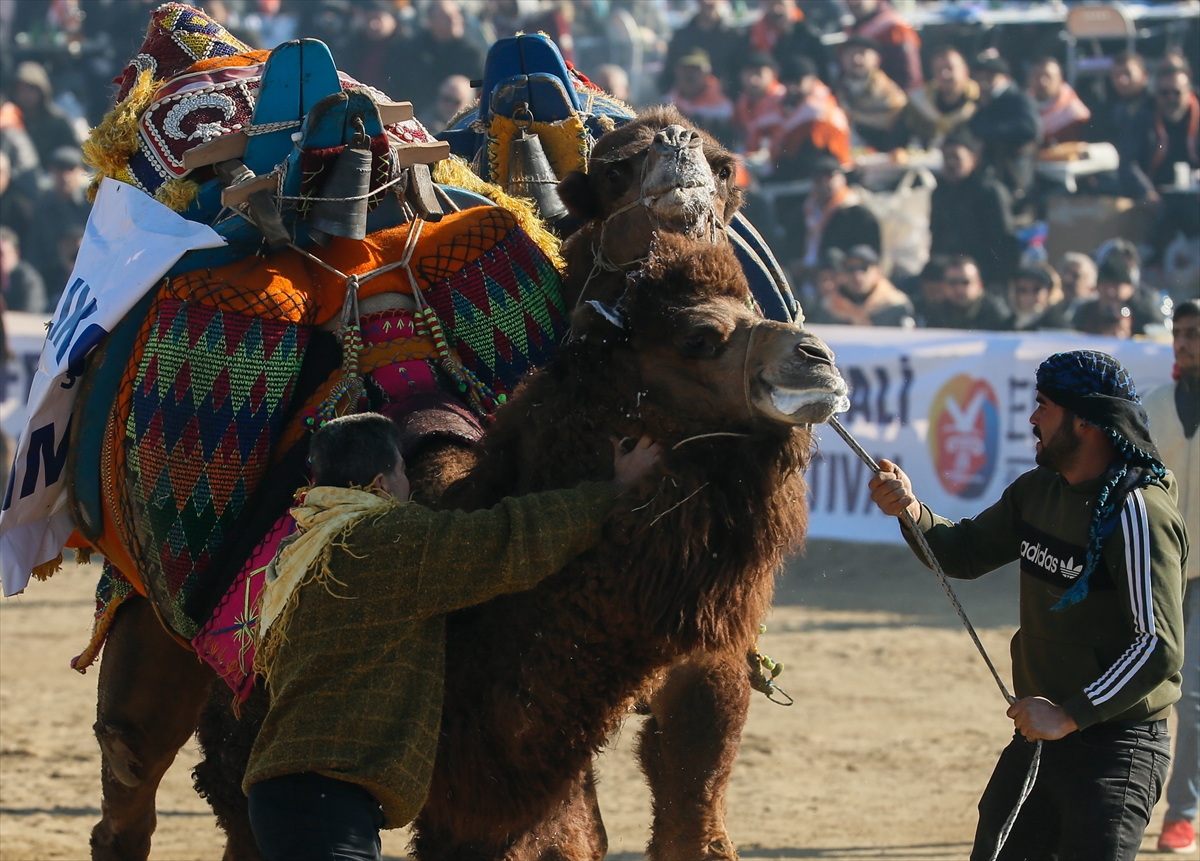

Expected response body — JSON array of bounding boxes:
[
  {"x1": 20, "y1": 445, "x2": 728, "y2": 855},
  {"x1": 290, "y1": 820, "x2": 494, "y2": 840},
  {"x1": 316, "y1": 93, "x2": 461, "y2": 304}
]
[{"x1": 0, "y1": 541, "x2": 1180, "y2": 860}]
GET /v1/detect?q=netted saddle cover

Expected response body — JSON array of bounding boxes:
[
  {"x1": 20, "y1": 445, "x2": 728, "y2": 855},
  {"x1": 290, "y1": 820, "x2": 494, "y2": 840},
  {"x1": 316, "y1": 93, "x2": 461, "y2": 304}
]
[
  {"x1": 422, "y1": 226, "x2": 568, "y2": 399},
  {"x1": 122, "y1": 298, "x2": 308, "y2": 638}
]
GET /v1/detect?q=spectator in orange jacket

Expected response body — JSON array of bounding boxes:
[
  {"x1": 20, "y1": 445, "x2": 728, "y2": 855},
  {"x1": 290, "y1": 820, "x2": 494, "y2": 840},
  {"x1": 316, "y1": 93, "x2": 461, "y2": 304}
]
[
  {"x1": 667, "y1": 48, "x2": 735, "y2": 146},
  {"x1": 1029, "y1": 56, "x2": 1092, "y2": 146},
  {"x1": 845, "y1": 0, "x2": 923, "y2": 92},
  {"x1": 770, "y1": 56, "x2": 852, "y2": 181},
  {"x1": 734, "y1": 52, "x2": 787, "y2": 155}
]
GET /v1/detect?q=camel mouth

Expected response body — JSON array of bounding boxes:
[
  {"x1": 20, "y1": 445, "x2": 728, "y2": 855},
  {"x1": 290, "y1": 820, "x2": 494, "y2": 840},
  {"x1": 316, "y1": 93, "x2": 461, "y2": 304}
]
[
  {"x1": 761, "y1": 385, "x2": 850, "y2": 424},
  {"x1": 642, "y1": 186, "x2": 718, "y2": 226}
]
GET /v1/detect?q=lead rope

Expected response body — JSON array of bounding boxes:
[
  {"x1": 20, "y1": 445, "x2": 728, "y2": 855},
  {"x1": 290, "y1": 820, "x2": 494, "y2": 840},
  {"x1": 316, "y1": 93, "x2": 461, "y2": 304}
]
[{"x1": 827, "y1": 416, "x2": 1041, "y2": 861}]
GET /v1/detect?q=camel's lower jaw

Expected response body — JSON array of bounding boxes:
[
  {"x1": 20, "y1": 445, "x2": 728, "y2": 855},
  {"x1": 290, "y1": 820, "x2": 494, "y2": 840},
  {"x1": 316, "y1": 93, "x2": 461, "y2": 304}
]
[
  {"x1": 764, "y1": 388, "x2": 851, "y2": 424},
  {"x1": 643, "y1": 187, "x2": 717, "y2": 225}
]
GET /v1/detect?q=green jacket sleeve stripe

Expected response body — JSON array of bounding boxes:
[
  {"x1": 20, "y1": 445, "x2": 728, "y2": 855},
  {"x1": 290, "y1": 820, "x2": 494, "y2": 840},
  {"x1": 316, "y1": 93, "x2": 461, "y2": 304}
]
[{"x1": 1085, "y1": 489, "x2": 1157, "y2": 706}]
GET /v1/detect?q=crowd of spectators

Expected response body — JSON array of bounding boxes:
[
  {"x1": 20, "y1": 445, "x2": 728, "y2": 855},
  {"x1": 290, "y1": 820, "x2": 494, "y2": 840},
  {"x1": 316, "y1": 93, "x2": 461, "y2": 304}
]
[{"x1": 0, "y1": 0, "x2": 1197, "y2": 341}]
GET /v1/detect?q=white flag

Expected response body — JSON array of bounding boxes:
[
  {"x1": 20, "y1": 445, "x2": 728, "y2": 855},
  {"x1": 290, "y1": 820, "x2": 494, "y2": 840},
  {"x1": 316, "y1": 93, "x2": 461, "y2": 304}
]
[{"x1": 0, "y1": 178, "x2": 225, "y2": 595}]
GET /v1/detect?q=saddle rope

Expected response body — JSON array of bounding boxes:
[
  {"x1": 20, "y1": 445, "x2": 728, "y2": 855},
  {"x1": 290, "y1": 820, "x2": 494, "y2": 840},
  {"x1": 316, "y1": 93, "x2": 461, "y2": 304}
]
[{"x1": 827, "y1": 416, "x2": 1040, "y2": 861}]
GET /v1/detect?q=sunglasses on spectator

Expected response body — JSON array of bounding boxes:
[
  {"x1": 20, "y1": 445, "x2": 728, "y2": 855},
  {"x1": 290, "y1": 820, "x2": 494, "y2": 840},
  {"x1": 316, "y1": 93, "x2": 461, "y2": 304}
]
[
  {"x1": 1015, "y1": 285, "x2": 1045, "y2": 295},
  {"x1": 1157, "y1": 88, "x2": 1184, "y2": 96},
  {"x1": 845, "y1": 263, "x2": 872, "y2": 273},
  {"x1": 945, "y1": 278, "x2": 972, "y2": 286}
]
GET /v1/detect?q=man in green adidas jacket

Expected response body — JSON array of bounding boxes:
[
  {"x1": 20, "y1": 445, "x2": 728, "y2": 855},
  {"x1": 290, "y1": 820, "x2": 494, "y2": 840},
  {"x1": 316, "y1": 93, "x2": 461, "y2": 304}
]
[{"x1": 869, "y1": 350, "x2": 1188, "y2": 861}]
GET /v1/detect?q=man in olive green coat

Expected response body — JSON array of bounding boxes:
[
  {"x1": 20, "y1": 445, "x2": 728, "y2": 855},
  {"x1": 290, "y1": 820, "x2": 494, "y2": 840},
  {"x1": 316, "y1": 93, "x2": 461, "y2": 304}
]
[{"x1": 244, "y1": 413, "x2": 660, "y2": 861}]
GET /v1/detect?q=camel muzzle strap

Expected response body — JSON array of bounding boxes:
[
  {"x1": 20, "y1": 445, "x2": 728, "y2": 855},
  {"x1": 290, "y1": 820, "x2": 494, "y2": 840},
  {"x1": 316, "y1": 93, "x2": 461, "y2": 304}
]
[{"x1": 827, "y1": 415, "x2": 1040, "y2": 861}]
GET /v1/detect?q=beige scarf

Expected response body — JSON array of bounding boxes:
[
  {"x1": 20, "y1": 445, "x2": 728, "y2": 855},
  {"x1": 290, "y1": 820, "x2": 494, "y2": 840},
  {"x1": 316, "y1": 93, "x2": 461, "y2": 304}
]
[{"x1": 254, "y1": 486, "x2": 396, "y2": 680}]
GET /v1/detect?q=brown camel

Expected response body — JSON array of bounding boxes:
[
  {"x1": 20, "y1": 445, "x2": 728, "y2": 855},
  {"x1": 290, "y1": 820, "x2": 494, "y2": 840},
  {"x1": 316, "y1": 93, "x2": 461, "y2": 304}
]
[
  {"x1": 410, "y1": 234, "x2": 845, "y2": 860},
  {"x1": 85, "y1": 110, "x2": 783, "y2": 861}
]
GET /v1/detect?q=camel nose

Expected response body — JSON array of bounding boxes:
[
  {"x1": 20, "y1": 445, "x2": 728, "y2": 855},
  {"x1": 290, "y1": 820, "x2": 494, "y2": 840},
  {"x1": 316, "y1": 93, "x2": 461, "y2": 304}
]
[
  {"x1": 794, "y1": 333, "x2": 835, "y2": 367},
  {"x1": 653, "y1": 124, "x2": 703, "y2": 153}
]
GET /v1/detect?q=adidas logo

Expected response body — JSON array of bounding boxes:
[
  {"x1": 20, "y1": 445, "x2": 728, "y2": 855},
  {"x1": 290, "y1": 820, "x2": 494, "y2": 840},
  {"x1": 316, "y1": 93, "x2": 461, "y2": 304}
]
[
  {"x1": 1060, "y1": 557, "x2": 1084, "y2": 580},
  {"x1": 1020, "y1": 540, "x2": 1083, "y2": 579}
]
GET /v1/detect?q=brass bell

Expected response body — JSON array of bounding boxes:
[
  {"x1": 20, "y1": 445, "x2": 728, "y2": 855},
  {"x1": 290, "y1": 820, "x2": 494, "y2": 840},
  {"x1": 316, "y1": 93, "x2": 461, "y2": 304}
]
[
  {"x1": 506, "y1": 122, "x2": 566, "y2": 221},
  {"x1": 309, "y1": 115, "x2": 373, "y2": 246}
]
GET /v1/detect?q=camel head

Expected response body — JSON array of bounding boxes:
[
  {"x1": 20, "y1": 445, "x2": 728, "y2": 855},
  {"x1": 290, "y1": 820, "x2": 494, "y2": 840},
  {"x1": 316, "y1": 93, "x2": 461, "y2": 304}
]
[
  {"x1": 576, "y1": 234, "x2": 848, "y2": 432},
  {"x1": 557, "y1": 106, "x2": 741, "y2": 271}
]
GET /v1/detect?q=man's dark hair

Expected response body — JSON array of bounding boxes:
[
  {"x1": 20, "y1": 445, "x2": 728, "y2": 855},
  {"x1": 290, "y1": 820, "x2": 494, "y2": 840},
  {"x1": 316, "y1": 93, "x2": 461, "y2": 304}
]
[
  {"x1": 931, "y1": 45, "x2": 964, "y2": 63},
  {"x1": 942, "y1": 126, "x2": 982, "y2": 156},
  {"x1": 945, "y1": 254, "x2": 978, "y2": 272},
  {"x1": 1097, "y1": 257, "x2": 1133, "y2": 285},
  {"x1": 1173, "y1": 298, "x2": 1200, "y2": 321},
  {"x1": 310, "y1": 413, "x2": 404, "y2": 488},
  {"x1": 920, "y1": 255, "x2": 948, "y2": 282}
]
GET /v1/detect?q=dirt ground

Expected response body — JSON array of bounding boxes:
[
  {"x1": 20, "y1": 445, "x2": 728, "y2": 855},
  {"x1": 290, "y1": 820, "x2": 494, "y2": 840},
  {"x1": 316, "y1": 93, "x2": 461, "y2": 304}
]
[{"x1": 0, "y1": 541, "x2": 1182, "y2": 860}]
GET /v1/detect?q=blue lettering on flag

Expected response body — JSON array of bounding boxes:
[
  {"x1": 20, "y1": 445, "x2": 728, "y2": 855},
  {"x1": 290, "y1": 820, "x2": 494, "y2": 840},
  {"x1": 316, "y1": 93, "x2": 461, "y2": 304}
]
[
  {"x1": 49, "y1": 278, "x2": 98, "y2": 364},
  {"x1": 13, "y1": 417, "x2": 72, "y2": 502}
]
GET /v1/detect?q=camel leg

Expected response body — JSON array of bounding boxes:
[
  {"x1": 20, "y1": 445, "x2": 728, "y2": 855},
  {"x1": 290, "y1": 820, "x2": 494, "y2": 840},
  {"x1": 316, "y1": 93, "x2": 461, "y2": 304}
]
[
  {"x1": 412, "y1": 766, "x2": 606, "y2": 861},
  {"x1": 638, "y1": 651, "x2": 751, "y2": 861},
  {"x1": 91, "y1": 594, "x2": 216, "y2": 861},
  {"x1": 193, "y1": 680, "x2": 269, "y2": 861}
]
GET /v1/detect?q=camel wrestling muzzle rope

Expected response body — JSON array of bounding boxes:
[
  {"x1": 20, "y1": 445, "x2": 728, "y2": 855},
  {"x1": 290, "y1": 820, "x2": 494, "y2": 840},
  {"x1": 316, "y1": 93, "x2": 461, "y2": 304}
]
[{"x1": 827, "y1": 416, "x2": 1041, "y2": 861}]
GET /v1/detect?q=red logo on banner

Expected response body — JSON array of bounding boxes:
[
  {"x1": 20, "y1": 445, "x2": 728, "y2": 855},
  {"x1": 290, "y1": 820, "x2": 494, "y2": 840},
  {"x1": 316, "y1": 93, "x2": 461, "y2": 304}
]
[{"x1": 928, "y1": 374, "x2": 1000, "y2": 499}]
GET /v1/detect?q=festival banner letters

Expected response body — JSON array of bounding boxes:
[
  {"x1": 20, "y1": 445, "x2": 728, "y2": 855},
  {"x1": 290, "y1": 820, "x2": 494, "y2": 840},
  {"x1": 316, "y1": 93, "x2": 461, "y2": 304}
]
[{"x1": 804, "y1": 325, "x2": 1175, "y2": 544}]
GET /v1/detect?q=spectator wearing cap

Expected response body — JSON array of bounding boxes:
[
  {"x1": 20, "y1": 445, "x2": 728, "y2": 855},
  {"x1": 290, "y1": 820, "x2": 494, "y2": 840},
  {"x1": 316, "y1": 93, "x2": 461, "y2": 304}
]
[
  {"x1": 659, "y1": 0, "x2": 740, "y2": 99},
  {"x1": 745, "y1": 1, "x2": 829, "y2": 90},
  {"x1": 1042, "y1": 252, "x2": 1099, "y2": 330},
  {"x1": 10, "y1": 61, "x2": 80, "y2": 169},
  {"x1": 912, "y1": 255, "x2": 949, "y2": 326},
  {"x1": 838, "y1": 37, "x2": 908, "y2": 152},
  {"x1": 1009, "y1": 263, "x2": 1064, "y2": 330},
  {"x1": 923, "y1": 256, "x2": 1014, "y2": 331},
  {"x1": 667, "y1": 49, "x2": 735, "y2": 146},
  {"x1": 734, "y1": 53, "x2": 787, "y2": 155},
  {"x1": 0, "y1": 226, "x2": 47, "y2": 314},
  {"x1": 897, "y1": 46, "x2": 980, "y2": 148},
  {"x1": 768, "y1": 56, "x2": 852, "y2": 182},
  {"x1": 929, "y1": 131, "x2": 1021, "y2": 290},
  {"x1": 844, "y1": 0, "x2": 923, "y2": 92},
  {"x1": 1029, "y1": 56, "x2": 1091, "y2": 147},
  {"x1": 1088, "y1": 51, "x2": 1151, "y2": 147},
  {"x1": 28, "y1": 146, "x2": 90, "y2": 295},
  {"x1": 808, "y1": 244, "x2": 914, "y2": 327},
  {"x1": 794, "y1": 154, "x2": 881, "y2": 271},
  {"x1": 1073, "y1": 259, "x2": 1164, "y2": 338},
  {"x1": 806, "y1": 246, "x2": 846, "y2": 311},
  {"x1": 969, "y1": 54, "x2": 1043, "y2": 209}
]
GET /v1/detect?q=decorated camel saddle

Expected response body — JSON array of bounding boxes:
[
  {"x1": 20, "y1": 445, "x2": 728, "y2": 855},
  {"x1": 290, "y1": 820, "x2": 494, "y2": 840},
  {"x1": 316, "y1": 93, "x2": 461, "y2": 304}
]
[{"x1": 0, "y1": 4, "x2": 571, "y2": 700}]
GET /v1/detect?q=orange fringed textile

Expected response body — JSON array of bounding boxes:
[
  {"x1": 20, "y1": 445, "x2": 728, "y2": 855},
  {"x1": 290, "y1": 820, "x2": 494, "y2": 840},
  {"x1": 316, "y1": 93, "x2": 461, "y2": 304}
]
[{"x1": 165, "y1": 207, "x2": 519, "y2": 326}]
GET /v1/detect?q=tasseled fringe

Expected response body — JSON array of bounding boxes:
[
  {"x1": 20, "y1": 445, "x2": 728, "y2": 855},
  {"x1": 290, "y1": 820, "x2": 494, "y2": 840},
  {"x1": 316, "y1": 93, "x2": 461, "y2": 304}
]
[
  {"x1": 432, "y1": 156, "x2": 565, "y2": 271},
  {"x1": 70, "y1": 586, "x2": 135, "y2": 674},
  {"x1": 31, "y1": 553, "x2": 63, "y2": 582},
  {"x1": 74, "y1": 547, "x2": 93, "y2": 565},
  {"x1": 83, "y1": 69, "x2": 160, "y2": 202},
  {"x1": 154, "y1": 177, "x2": 201, "y2": 212}
]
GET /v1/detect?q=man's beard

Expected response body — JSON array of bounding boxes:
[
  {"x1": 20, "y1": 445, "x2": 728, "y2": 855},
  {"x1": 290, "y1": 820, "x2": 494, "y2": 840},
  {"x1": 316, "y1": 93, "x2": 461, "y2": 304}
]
[{"x1": 1035, "y1": 419, "x2": 1082, "y2": 472}]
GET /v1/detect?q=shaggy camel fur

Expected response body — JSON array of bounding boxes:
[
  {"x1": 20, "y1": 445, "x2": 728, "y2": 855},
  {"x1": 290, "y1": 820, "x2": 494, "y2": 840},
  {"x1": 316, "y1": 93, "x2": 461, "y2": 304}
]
[{"x1": 409, "y1": 234, "x2": 843, "y2": 860}]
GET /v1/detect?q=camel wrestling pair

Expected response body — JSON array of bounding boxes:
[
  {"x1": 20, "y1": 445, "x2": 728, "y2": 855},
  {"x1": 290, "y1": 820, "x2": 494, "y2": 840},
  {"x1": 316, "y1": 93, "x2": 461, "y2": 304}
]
[{"x1": 0, "y1": 12, "x2": 850, "y2": 861}]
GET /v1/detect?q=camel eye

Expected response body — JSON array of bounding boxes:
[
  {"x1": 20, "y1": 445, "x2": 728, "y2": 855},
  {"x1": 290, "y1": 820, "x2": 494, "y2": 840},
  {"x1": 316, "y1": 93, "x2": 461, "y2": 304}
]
[
  {"x1": 679, "y1": 328, "x2": 721, "y2": 357},
  {"x1": 606, "y1": 167, "x2": 623, "y2": 182},
  {"x1": 717, "y1": 165, "x2": 732, "y2": 181}
]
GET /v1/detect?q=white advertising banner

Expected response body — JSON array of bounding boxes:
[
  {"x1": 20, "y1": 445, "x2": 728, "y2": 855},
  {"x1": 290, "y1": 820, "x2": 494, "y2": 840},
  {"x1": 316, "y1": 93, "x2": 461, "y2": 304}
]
[
  {"x1": 0, "y1": 178, "x2": 224, "y2": 596},
  {"x1": 805, "y1": 325, "x2": 1176, "y2": 544}
]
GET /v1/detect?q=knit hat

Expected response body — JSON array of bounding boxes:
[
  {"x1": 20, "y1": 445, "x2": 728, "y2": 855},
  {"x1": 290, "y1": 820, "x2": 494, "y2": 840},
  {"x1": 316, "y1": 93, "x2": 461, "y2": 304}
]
[{"x1": 1035, "y1": 350, "x2": 1166, "y2": 609}]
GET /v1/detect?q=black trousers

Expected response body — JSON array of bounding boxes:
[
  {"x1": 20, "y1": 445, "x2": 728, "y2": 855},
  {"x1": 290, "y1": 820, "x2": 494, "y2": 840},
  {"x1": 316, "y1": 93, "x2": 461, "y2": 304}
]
[
  {"x1": 971, "y1": 721, "x2": 1171, "y2": 861},
  {"x1": 248, "y1": 772, "x2": 385, "y2": 861}
]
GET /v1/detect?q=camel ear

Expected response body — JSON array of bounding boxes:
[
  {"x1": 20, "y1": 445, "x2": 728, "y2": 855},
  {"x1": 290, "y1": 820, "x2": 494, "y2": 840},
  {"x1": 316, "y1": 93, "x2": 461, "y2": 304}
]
[{"x1": 557, "y1": 170, "x2": 601, "y2": 220}]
